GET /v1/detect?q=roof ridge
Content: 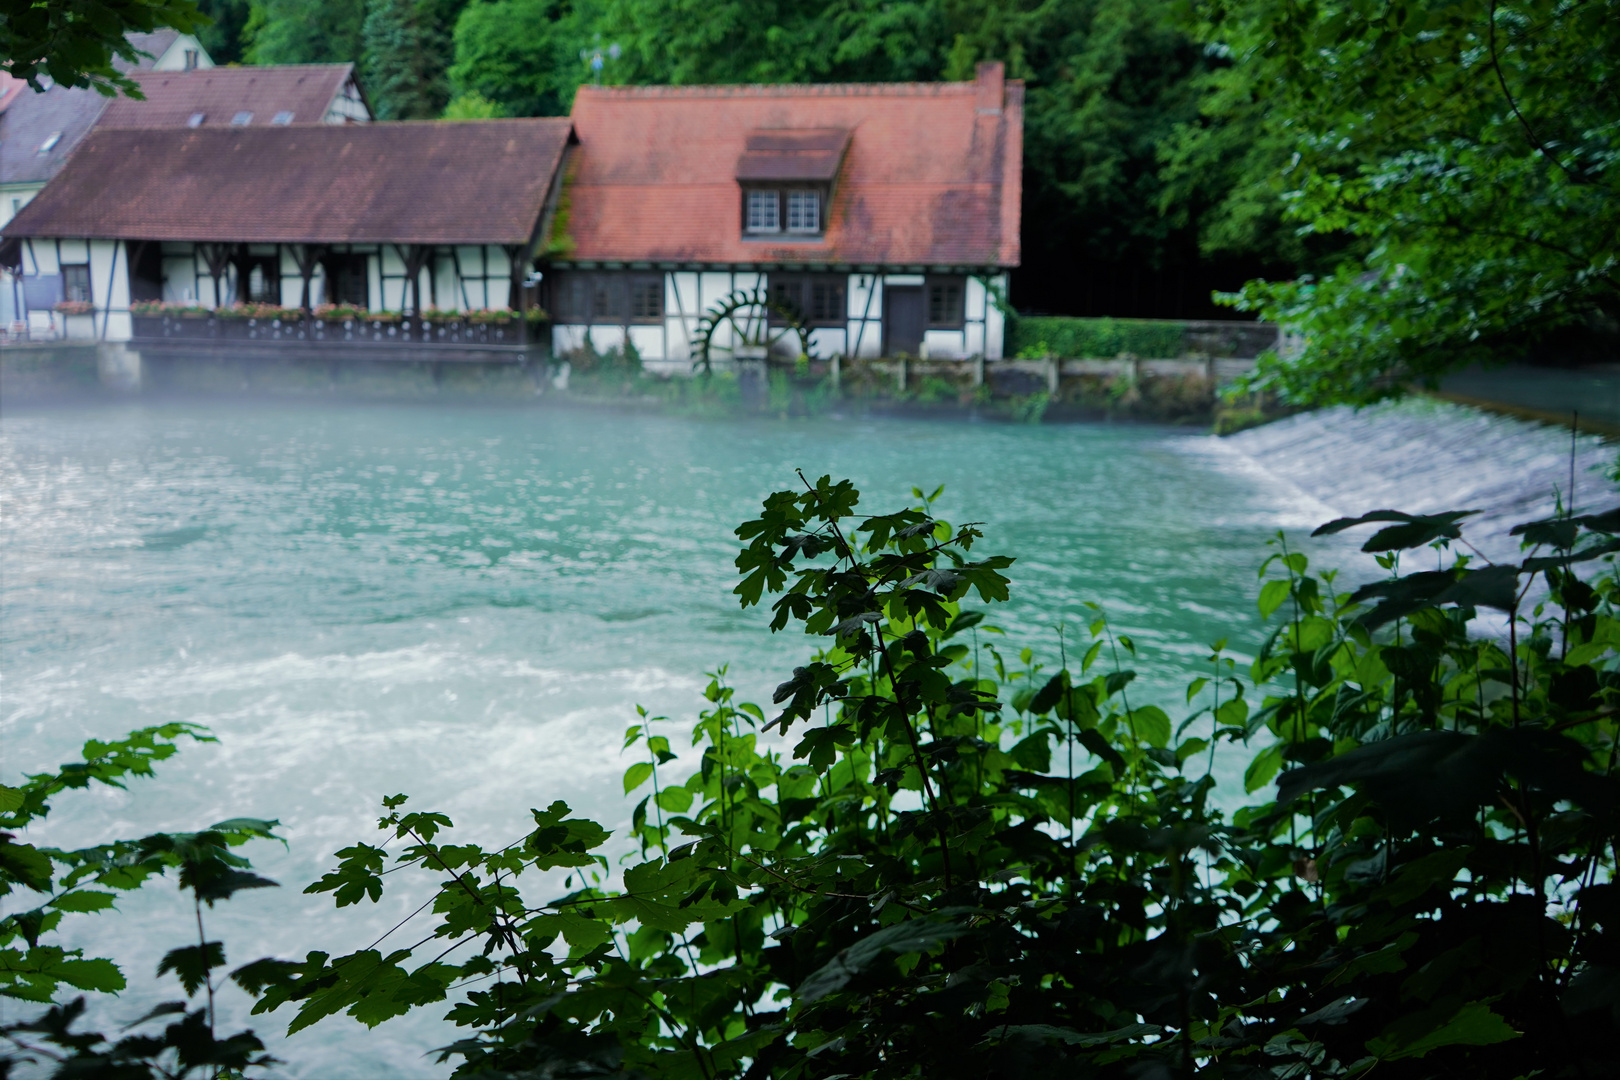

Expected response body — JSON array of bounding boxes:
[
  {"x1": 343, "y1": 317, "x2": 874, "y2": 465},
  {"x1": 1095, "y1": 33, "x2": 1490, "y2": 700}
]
[
  {"x1": 579, "y1": 80, "x2": 977, "y2": 100},
  {"x1": 132, "y1": 62, "x2": 354, "y2": 74}
]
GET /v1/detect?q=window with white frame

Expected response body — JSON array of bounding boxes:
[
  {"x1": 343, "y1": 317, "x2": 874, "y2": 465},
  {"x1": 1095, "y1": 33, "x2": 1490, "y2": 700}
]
[
  {"x1": 745, "y1": 189, "x2": 780, "y2": 233},
  {"x1": 786, "y1": 190, "x2": 820, "y2": 233}
]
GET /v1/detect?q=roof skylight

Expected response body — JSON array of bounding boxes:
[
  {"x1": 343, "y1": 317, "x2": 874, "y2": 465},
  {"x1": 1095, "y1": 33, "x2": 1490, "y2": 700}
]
[
  {"x1": 271, "y1": 111, "x2": 294, "y2": 125},
  {"x1": 38, "y1": 131, "x2": 61, "y2": 153},
  {"x1": 230, "y1": 111, "x2": 253, "y2": 126},
  {"x1": 188, "y1": 112, "x2": 206, "y2": 127}
]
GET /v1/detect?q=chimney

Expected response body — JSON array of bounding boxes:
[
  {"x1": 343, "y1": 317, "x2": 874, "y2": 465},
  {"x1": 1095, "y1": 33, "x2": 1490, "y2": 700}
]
[{"x1": 975, "y1": 61, "x2": 1005, "y2": 116}]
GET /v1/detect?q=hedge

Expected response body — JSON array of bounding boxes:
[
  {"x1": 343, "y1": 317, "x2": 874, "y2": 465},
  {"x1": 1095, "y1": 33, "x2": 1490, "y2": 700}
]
[{"x1": 1007, "y1": 316, "x2": 1185, "y2": 359}]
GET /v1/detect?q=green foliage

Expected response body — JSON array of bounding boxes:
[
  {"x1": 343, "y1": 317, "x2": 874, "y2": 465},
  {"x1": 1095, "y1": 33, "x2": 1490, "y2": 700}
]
[
  {"x1": 362, "y1": 0, "x2": 464, "y2": 119},
  {"x1": 195, "y1": 0, "x2": 253, "y2": 64},
  {"x1": 441, "y1": 90, "x2": 501, "y2": 118},
  {"x1": 242, "y1": 0, "x2": 367, "y2": 63},
  {"x1": 448, "y1": 0, "x2": 594, "y2": 118},
  {"x1": 1008, "y1": 315, "x2": 1185, "y2": 358},
  {"x1": 0, "y1": 726, "x2": 283, "y2": 1077},
  {"x1": 252, "y1": 475, "x2": 1620, "y2": 1077},
  {"x1": 1, "y1": 0, "x2": 205, "y2": 95},
  {"x1": 1197, "y1": 0, "x2": 1620, "y2": 404}
]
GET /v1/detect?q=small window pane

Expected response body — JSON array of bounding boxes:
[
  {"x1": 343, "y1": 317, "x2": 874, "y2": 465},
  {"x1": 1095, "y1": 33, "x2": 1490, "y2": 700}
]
[
  {"x1": 927, "y1": 279, "x2": 964, "y2": 327},
  {"x1": 629, "y1": 276, "x2": 663, "y2": 320},
  {"x1": 231, "y1": 111, "x2": 253, "y2": 126},
  {"x1": 271, "y1": 111, "x2": 295, "y2": 125},
  {"x1": 746, "y1": 190, "x2": 780, "y2": 233},
  {"x1": 62, "y1": 265, "x2": 91, "y2": 304},
  {"x1": 786, "y1": 191, "x2": 820, "y2": 233},
  {"x1": 770, "y1": 278, "x2": 803, "y2": 318},
  {"x1": 809, "y1": 278, "x2": 844, "y2": 322},
  {"x1": 591, "y1": 275, "x2": 625, "y2": 320}
]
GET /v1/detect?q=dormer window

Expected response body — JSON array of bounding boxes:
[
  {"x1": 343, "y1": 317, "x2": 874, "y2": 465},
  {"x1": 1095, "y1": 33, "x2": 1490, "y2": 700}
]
[
  {"x1": 735, "y1": 127, "x2": 848, "y2": 240},
  {"x1": 743, "y1": 189, "x2": 823, "y2": 235},
  {"x1": 230, "y1": 111, "x2": 253, "y2": 126},
  {"x1": 188, "y1": 112, "x2": 206, "y2": 127},
  {"x1": 271, "y1": 111, "x2": 295, "y2": 125},
  {"x1": 184, "y1": 49, "x2": 199, "y2": 71}
]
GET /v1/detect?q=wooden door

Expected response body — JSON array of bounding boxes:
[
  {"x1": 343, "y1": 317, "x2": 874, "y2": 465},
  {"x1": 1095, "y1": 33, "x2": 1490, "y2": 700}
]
[{"x1": 883, "y1": 286, "x2": 924, "y2": 357}]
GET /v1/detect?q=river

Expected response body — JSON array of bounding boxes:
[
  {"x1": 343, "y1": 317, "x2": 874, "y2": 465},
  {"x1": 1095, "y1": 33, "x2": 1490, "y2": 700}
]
[{"x1": 0, "y1": 395, "x2": 1607, "y2": 1075}]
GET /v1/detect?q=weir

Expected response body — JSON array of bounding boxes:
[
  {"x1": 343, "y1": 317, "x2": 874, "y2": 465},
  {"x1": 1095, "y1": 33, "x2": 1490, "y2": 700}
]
[{"x1": 1215, "y1": 398, "x2": 1614, "y2": 564}]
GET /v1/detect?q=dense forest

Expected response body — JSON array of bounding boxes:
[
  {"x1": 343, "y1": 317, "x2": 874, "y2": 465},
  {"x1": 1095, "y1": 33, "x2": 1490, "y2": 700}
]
[{"x1": 131, "y1": 1, "x2": 1618, "y2": 396}]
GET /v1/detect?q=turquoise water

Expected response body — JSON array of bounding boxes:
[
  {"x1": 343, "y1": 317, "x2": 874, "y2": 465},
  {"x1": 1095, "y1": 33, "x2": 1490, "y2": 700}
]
[{"x1": 1, "y1": 399, "x2": 1347, "y2": 1075}]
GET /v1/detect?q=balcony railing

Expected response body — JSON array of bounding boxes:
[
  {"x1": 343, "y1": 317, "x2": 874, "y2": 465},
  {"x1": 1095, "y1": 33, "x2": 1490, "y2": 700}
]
[{"x1": 131, "y1": 313, "x2": 540, "y2": 354}]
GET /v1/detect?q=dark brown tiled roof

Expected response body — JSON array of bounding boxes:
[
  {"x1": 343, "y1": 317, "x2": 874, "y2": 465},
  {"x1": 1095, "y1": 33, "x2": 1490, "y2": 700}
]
[
  {"x1": 735, "y1": 129, "x2": 850, "y2": 182},
  {"x1": 559, "y1": 62, "x2": 1022, "y2": 268},
  {"x1": 1, "y1": 120, "x2": 574, "y2": 245},
  {"x1": 100, "y1": 65, "x2": 355, "y2": 128}
]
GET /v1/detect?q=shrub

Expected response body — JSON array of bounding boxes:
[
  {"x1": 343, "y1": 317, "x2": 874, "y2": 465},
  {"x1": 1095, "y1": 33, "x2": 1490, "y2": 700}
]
[
  {"x1": 248, "y1": 483, "x2": 1620, "y2": 1079},
  {"x1": 1009, "y1": 316, "x2": 1185, "y2": 359}
]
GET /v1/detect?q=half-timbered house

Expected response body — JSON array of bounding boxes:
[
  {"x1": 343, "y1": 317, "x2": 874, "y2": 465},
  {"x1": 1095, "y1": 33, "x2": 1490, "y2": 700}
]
[
  {"x1": 544, "y1": 61, "x2": 1022, "y2": 367},
  {"x1": 0, "y1": 120, "x2": 571, "y2": 355}
]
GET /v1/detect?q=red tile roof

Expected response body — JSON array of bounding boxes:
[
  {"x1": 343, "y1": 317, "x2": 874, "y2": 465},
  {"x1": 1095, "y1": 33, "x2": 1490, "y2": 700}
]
[
  {"x1": 1, "y1": 120, "x2": 574, "y2": 245},
  {"x1": 100, "y1": 65, "x2": 356, "y2": 128},
  {"x1": 559, "y1": 63, "x2": 1022, "y2": 268}
]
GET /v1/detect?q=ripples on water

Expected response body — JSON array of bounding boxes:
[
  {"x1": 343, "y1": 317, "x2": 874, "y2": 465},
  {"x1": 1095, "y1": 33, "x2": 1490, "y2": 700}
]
[{"x1": 0, "y1": 396, "x2": 1606, "y2": 1076}]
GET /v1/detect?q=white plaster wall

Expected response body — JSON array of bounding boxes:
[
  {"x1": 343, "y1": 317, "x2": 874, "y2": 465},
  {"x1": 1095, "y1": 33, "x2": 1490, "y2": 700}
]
[
  {"x1": 26, "y1": 241, "x2": 59, "y2": 274},
  {"x1": 552, "y1": 324, "x2": 589, "y2": 354},
  {"x1": 90, "y1": 240, "x2": 131, "y2": 340},
  {"x1": 808, "y1": 326, "x2": 846, "y2": 358},
  {"x1": 664, "y1": 317, "x2": 693, "y2": 362},
  {"x1": 150, "y1": 34, "x2": 214, "y2": 70},
  {"x1": 58, "y1": 239, "x2": 90, "y2": 264},
  {"x1": 965, "y1": 321, "x2": 986, "y2": 357},
  {"x1": 923, "y1": 330, "x2": 967, "y2": 360},
  {"x1": 985, "y1": 273, "x2": 1008, "y2": 360},
  {"x1": 664, "y1": 271, "x2": 702, "y2": 359},
  {"x1": 434, "y1": 255, "x2": 459, "y2": 310},
  {"x1": 485, "y1": 246, "x2": 512, "y2": 309},
  {"x1": 847, "y1": 273, "x2": 883, "y2": 358},
  {"x1": 627, "y1": 324, "x2": 663, "y2": 360},
  {"x1": 0, "y1": 185, "x2": 42, "y2": 230},
  {"x1": 585, "y1": 325, "x2": 625, "y2": 352}
]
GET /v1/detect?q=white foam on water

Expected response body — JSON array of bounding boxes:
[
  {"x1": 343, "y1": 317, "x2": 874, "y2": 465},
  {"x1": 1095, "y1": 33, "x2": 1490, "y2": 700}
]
[{"x1": 1203, "y1": 399, "x2": 1613, "y2": 563}]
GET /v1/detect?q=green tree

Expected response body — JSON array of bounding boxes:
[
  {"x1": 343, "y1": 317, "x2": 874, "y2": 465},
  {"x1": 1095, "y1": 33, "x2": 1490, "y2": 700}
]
[
  {"x1": 1, "y1": 0, "x2": 204, "y2": 95},
  {"x1": 448, "y1": 0, "x2": 596, "y2": 117},
  {"x1": 1200, "y1": 0, "x2": 1620, "y2": 404},
  {"x1": 242, "y1": 0, "x2": 366, "y2": 64},
  {"x1": 362, "y1": 0, "x2": 466, "y2": 119},
  {"x1": 195, "y1": 0, "x2": 253, "y2": 64}
]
